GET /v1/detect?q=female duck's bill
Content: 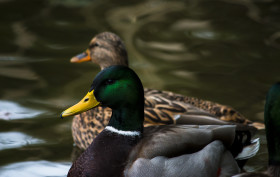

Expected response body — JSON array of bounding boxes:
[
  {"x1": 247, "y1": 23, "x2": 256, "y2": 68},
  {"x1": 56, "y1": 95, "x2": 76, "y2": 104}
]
[{"x1": 70, "y1": 49, "x2": 91, "y2": 63}]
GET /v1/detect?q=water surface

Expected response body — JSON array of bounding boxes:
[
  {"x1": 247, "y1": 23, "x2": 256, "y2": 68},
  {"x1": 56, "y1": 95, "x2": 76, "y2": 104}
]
[{"x1": 1, "y1": 0, "x2": 280, "y2": 175}]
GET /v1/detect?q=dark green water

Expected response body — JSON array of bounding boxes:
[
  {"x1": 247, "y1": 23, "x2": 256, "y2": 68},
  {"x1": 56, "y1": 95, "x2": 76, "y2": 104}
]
[{"x1": 1, "y1": 0, "x2": 280, "y2": 176}]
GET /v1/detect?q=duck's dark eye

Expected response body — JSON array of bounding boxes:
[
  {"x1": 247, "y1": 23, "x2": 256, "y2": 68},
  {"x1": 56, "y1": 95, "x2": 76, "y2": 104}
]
[
  {"x1": 89, "y1": 43, "x2": 99, "y2": 49},
  {"x1": 84, "y1": 98, "x2": 89, "y2": 102},
  {"x1": 105, "y1": 79, "x2": 115, "y2": 85}
]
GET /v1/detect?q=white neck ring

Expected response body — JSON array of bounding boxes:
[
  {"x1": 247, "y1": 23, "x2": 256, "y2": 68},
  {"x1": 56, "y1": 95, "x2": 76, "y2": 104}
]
[{"x1": 105, "y1": 126, "x2": 141, "y2": 136}]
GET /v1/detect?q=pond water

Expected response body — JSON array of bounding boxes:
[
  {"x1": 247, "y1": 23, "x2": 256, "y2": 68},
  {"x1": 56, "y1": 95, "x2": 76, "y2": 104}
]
[{"x1": 1, "y1": 0, "x2": 280, "y2": 176}]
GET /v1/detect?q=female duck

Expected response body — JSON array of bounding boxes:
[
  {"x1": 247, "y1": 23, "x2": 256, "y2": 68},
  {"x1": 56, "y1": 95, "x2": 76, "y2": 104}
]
[
  {"x1": 70, "y1": 32, "x2": 264, "y2": 150},
  {"x1": 61, "y1": 66, "x2": 258, "y2": 177}
]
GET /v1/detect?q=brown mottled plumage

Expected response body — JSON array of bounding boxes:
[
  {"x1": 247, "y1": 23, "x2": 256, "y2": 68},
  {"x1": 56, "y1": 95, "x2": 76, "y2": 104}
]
[{"x1": 70, "y1": 32, "x2": 264, "y2": 150}]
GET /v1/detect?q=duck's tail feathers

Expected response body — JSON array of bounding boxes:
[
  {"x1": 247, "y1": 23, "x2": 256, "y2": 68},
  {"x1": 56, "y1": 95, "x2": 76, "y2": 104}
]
[{"x1": 235, "y1": 138, "x2": 260, "y2": 160}]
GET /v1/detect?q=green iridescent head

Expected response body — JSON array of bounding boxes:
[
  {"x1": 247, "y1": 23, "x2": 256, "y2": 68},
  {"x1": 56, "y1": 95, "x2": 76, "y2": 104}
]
[
  {"x1": 265, "y1": 82, "x2": 280, "y2": 165},
  {"x1": 61, "y1": 65, "x2": 144, "y2": 131},
  {"x1": 89, "y1": 65, "x2": 143, "y2": 109}
]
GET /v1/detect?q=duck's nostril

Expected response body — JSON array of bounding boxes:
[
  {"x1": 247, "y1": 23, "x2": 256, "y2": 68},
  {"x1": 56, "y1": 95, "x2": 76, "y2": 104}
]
[{"x1": 84, "y1": 98, "x2": 89, "y2": 102}]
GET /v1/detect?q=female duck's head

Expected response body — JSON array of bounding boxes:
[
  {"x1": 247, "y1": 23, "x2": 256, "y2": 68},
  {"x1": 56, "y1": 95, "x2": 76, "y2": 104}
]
[{"x1": 70, "y1": 32, "x2": 128, "y2": 69}]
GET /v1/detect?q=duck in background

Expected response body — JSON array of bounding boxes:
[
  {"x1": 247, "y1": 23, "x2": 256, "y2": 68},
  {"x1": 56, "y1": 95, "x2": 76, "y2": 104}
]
[
  {"x1": 61, "y1": 65, "x2": 259, "y2": 177},
  {"x1": 69, "y1": 32, "x2": 264, "y2": 150},
  {"x1": 233, "y1": 83, "x2": 280, "y2": 177}
]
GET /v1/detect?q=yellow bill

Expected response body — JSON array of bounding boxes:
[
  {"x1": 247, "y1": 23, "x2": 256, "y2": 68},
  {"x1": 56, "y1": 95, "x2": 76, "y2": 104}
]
[
  {"x1": 70, "y1": 49, "x2": 91, "y2": 63},
  {"x1": 60, "y1": 90, "x2": 100, "y2": 118}
]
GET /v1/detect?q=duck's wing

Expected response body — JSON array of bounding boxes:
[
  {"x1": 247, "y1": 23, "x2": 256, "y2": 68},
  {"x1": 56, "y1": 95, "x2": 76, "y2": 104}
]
[
  {"x1": 128, "y1": 125, "x2": 236, "y2": 161},
  {"x1": 144, "y1": 88, "x2": 264, "y2": 130},
  {"x1": 124, "y1": 140, "x2": 240, "y2": 177},
  {"x1": 144, "y1": 94, "x2": 224, "y2": 125},
  {"x1": 127, "y1": 125, "x2": 259, "y2": 167}
]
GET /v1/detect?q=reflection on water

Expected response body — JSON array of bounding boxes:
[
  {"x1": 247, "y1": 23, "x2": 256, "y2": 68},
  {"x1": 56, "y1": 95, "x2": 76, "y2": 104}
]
[
  {"x1": 1, "y1": 0, "x2": 280, "y2": 175},
  {"x1": 0, "y1": 132, "x2": 44, "y2": 150},
  {"x1": 0, "y1": 161, "x2": 70, "y2": 177},
  {"x1": 0, "y1": 100, "x2": 44, "y2": 120}
]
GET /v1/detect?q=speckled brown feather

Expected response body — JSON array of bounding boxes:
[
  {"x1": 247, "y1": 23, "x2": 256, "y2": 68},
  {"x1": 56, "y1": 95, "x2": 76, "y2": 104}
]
[{"x1": 72, "y1": 107, "x2": 111, "y2": 150}]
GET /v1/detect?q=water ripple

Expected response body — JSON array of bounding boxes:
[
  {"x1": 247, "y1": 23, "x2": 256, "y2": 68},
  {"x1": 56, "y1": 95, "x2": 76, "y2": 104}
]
[
  {"x1": 0, "y1": 132, "x2": 44, "y2": 150},
  {"x1": 0, "y1": 100, "x2": 44, "y2": 120}
]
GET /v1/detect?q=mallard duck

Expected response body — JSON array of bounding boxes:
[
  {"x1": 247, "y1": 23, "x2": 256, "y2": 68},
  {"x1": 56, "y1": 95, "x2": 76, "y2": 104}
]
[
  {"x1": 61, "y1": 65, "x2": 259, "y2": 177},
  {"x1": 233, "y1": 83, "x2": 280, "y2": 177},
  {"x1": 70, "y1": 32, "x2": 264, "y2": 150}
]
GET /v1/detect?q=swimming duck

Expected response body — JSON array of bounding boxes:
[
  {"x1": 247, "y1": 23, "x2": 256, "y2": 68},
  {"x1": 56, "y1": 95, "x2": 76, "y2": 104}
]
[
  {"x1": 70, "y1": 32, "x2": 264, "y2": 150},
  {"x1": 61, "y1": 65, "x2": 258, "y2": 177},
  {"x1": 233, "y1": 83, "x2": 280, "y2": 177}
]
